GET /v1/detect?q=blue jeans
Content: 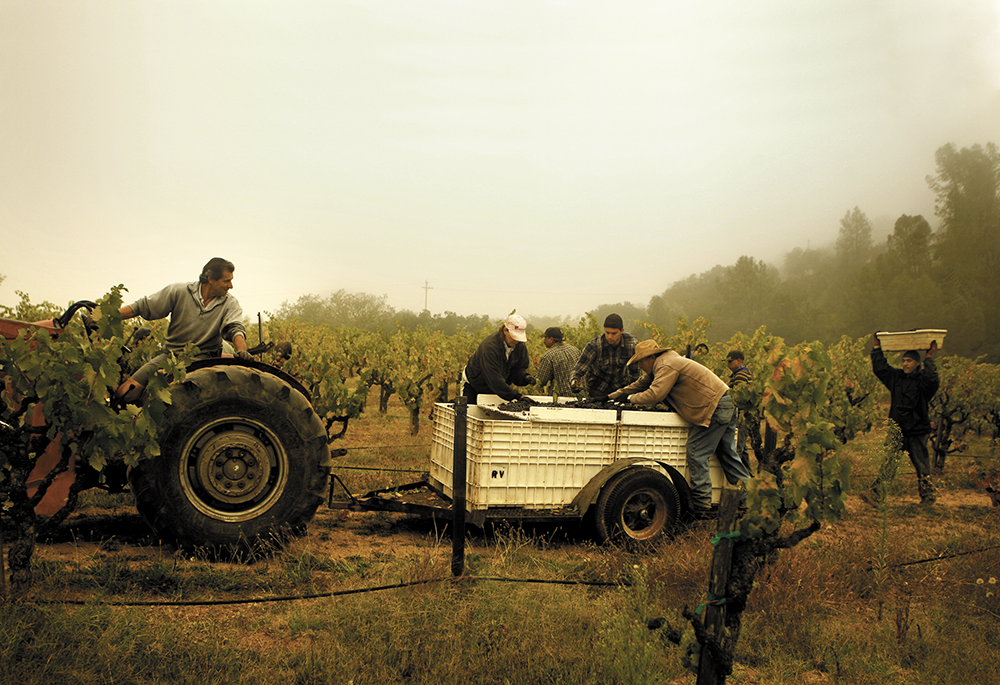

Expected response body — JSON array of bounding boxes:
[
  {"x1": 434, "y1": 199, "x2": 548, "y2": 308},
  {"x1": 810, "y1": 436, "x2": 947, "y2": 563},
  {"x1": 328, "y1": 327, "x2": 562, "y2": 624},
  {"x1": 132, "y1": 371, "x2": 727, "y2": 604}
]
[
  {"x1": 686, "y1": 394, "x2": 752, "y2": 508},
  {"x1": 735, "y1": 408, "x2": 751, "y2": 471}
]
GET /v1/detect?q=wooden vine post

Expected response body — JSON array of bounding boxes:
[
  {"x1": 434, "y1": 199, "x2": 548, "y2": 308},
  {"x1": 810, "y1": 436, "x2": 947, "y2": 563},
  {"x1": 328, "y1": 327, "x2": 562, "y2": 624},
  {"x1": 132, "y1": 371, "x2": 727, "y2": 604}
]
[
  {"x1": 1, "y1": 514, "x2": 5, "y2": 599},
  {"x1": 697, "y1": 488, "x2": 742, "y2": 685}
]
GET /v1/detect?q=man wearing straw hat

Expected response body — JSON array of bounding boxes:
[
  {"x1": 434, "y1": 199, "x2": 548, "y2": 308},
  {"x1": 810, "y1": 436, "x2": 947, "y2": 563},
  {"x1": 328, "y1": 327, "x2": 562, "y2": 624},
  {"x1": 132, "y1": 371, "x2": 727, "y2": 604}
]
[{"x1": 599, "y1": 339, "x2": 752, "y2": 515}]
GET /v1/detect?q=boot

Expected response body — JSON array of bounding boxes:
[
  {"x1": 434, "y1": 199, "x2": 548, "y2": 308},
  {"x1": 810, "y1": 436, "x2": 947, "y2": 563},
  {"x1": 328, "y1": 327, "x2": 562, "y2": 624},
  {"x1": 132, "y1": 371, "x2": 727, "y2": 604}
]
[{"x1": 918, "y1": 476, "x2": 936, "y2": 505}]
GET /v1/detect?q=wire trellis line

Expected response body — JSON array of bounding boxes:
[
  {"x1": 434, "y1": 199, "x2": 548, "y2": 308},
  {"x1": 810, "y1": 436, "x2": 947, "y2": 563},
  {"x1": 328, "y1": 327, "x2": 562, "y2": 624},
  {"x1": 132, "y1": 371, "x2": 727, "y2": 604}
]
[{"x1": 33, "y1": 575, "x2": 625, "y2": 607}]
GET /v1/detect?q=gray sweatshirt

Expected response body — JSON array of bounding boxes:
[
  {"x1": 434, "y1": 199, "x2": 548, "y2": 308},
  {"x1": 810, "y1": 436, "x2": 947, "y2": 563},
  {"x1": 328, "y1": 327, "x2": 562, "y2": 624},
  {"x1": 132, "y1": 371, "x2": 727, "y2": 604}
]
[{"x1": 129, "y1": 282, "x2": 245, "y2": 358}]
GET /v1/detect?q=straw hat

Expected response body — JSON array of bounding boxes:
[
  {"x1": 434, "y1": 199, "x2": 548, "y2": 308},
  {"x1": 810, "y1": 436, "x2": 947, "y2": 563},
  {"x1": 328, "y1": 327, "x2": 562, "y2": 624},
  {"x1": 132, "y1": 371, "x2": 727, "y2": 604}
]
[{"x1": 627, "y1": 339, "x2": 670, "y2": 366}]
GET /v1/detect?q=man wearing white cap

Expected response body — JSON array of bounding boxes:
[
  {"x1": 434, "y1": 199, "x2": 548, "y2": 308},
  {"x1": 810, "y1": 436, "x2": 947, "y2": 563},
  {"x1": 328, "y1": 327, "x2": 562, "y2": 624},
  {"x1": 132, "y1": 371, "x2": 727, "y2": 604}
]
[
  {"x1": 603, "y1": 339, "x2": 752, "y2": 515},
  {"x1": 462, "y1": 314, "x2": 535, "y2": 404}
]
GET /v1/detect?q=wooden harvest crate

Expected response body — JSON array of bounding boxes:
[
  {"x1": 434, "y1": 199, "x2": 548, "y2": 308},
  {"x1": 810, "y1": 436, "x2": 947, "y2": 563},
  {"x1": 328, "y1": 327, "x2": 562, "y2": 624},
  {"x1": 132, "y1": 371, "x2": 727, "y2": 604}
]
[{"x1": 876, "y1": 329, "x2": 946, "y2": 351}]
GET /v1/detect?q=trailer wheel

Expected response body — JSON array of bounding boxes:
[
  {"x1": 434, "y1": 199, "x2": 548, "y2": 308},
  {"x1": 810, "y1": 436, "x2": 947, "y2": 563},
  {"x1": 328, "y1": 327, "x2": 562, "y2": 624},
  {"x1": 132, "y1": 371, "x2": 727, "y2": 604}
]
[
  {"x1": 129, "y1": 365, "x2": 330, "y2": 551},
  {"x1": 594, "y1": 469, "x2": 680, "y2": 545}
]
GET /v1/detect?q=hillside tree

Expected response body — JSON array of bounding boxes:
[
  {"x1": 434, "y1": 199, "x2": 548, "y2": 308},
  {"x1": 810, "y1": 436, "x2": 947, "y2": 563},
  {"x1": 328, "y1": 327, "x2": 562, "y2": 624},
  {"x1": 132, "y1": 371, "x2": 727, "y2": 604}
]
[
  {"x1": 836, "y1": 206, "x2": 874, "y2": 270},
  {"x1": 714, "y1": 256, "x2": 779, "y2": 340},
  {"x1": 886, "y1": 214, "x2": 933, "y2": 278},
  {"x1": 928, "y1": 142, "x2": 1000, "y2": 279}
]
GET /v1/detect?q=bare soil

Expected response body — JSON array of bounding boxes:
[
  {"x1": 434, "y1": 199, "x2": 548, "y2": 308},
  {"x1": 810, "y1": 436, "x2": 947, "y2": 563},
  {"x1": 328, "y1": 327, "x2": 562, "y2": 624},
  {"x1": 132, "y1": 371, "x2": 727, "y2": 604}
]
[
  {"x1": 28, "y1": 494, "x2": 600, "y2": 576},
  {"x1": 32, "y1": 504, "x2": 436, "y2": 565},
  {"x1": 28, "y1": 479, "x2": 998, "y2": 574}
]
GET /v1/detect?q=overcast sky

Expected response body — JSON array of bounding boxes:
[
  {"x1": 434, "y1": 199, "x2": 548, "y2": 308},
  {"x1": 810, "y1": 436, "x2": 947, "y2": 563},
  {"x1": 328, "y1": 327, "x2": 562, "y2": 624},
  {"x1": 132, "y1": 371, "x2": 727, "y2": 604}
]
[{"x1": 2, "y1": 1, "x2": 999, "y2": 324}]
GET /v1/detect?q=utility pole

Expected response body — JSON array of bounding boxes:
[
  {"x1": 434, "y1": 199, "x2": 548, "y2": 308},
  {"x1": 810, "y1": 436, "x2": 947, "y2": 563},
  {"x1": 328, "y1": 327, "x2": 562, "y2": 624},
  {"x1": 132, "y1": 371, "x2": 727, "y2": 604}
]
[{"x1": 423, "y1": 280, "x2": 433, "y2": 312}]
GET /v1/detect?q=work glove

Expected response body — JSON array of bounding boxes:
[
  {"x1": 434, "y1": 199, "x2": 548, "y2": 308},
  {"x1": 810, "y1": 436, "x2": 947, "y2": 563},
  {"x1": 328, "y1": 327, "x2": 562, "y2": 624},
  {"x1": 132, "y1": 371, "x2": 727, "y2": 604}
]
[
  {"x1": 235, "y1": 349, "x2": 253, "y2": 361},
  {"x1": 570, "y1": 379, "x2": 582, "y2": 392},
  {"x1": 523, "y1": 374, "x2": 536, "y2": 386}
]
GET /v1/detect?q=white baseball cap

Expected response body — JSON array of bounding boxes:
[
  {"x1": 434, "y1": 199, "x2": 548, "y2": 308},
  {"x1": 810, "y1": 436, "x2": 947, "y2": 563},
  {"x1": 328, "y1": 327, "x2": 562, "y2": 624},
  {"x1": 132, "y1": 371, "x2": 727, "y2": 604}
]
[{"x1": 504, "y1": 314, "x2": 527, "y2": 342}]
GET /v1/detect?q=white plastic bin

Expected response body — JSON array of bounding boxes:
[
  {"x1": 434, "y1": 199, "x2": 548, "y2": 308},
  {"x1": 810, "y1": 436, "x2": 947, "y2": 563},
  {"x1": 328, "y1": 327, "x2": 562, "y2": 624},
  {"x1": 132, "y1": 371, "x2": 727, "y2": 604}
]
[
  {"x1": 430, "y1": 404, "x2": 618, "y2": 509},
  {"x1": 429, "y1": 403, "x2": 716, "y2": 510}
]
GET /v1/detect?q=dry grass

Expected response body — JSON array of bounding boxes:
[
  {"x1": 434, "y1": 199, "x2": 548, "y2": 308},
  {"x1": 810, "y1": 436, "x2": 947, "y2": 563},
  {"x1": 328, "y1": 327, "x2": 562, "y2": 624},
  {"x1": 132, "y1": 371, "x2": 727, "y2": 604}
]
[
  {"x1": 4, "y1": 394, "x2": 1000, "y2": 684},
  {"x1": 331, "y1": 388, "x2": 437, "y2": 493}
]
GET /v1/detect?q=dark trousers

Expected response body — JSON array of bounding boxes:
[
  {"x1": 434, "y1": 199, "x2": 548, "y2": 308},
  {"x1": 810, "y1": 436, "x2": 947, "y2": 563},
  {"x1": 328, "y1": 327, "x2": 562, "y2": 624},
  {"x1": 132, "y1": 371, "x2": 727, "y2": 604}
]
[
  {"x1": 903, "y1": 432, "x2": 935, "y2": 500},
  {"x1": 735, "y1": 408, "x2": 751, "y2": 472},
  {"x1": 871, "y1": 431, "x2": 934, "y2": 502}
]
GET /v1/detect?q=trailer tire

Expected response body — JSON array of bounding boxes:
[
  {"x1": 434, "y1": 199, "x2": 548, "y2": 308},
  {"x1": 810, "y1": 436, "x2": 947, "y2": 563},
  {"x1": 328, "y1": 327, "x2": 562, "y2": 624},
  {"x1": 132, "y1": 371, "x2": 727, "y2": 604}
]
[
  {"x1": 129, "y1": 365, "x2": 330, "y2": 551},
  {"x1": 594, "y1": 468, "x2": 680, "y2": 545}
]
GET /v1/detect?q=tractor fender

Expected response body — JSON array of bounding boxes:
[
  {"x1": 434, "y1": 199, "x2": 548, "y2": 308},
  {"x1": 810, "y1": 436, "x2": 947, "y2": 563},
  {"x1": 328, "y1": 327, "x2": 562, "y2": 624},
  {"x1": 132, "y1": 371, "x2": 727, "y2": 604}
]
[
  {"x1": 187, "y1": 357, "x2": 312, "y2": 403},
  {"x1": 571, "y1": 457, "x2": 694, "y2": 518}
]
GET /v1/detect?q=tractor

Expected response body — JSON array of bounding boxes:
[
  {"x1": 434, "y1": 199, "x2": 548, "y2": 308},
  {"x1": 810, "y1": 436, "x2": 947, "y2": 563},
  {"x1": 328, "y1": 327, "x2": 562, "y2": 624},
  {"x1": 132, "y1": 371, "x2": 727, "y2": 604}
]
[{"x1": 2, "y1": 300, "x2": 335, "y2": 550}]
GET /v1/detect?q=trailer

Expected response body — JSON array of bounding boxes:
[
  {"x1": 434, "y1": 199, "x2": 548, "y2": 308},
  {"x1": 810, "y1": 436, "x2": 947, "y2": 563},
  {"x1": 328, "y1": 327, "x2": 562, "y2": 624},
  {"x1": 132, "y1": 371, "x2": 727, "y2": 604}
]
[{"x1": 329, "y1": 395, "x2": 729, "y2": 544}]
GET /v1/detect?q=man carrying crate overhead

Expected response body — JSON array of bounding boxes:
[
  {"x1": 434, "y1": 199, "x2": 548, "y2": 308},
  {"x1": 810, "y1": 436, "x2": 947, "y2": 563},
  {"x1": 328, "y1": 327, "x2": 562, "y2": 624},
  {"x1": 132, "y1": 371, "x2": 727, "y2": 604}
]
[{"x1": 870, "y1": 334, "x2": 940, "y2": 505}]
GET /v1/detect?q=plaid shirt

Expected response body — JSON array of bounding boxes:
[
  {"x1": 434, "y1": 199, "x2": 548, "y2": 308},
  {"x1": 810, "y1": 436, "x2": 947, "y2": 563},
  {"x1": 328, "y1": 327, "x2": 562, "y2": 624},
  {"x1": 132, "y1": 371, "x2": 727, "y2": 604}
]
[
  {"x1": 536, "y1": 342, "x2": 581, "y2": 396},
  {"x1": 571, "y1": 333, "x2": 641, "y2": 396}
]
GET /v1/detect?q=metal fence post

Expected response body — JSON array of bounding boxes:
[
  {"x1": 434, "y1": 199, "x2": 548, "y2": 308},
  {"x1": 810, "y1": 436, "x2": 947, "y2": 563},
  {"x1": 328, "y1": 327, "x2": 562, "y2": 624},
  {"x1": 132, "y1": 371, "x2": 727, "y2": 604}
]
[
  {"x1": 0, "y1": 510, "x2": 5, "y2": 599},
  {"x1": 451, "y1": 398, "x2": 468, "y2": 577}
]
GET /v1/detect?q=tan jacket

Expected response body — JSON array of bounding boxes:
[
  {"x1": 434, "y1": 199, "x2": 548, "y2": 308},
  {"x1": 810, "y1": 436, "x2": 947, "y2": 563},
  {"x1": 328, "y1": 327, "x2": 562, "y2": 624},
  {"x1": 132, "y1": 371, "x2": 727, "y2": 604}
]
[{"x1": 609, "y1": 349, "x2": 728, "y2": 427}]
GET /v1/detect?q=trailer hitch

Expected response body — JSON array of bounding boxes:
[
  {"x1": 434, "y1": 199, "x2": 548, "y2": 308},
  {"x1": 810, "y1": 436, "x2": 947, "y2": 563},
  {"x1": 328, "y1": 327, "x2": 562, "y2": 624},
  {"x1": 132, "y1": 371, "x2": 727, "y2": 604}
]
[{"x1": 327, "y1": 473, "x2": 360, "y2": 509}]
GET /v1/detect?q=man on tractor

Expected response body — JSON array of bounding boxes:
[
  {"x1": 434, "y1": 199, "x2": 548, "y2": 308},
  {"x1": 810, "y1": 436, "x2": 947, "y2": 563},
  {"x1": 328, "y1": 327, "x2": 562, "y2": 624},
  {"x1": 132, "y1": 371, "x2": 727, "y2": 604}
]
[{"x1": 116, "y1": 257, "x2": 251, "y2": 403}]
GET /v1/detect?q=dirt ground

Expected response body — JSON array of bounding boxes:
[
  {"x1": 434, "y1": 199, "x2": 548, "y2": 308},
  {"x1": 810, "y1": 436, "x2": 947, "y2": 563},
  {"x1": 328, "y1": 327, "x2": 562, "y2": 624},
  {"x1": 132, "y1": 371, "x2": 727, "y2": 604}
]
[
  {"x1": 31, "y1": 502, "x2": 448, "y2": 568},
  {"x1": 27, "y1": 481, "x2": 999, "y2": 573}
]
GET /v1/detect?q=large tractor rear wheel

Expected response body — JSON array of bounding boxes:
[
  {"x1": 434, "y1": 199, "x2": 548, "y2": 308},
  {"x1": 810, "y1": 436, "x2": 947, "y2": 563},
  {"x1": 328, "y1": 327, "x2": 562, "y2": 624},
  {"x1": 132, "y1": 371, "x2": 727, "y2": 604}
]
[
  {"x1": 129, "y1": 365, "x2": 330, "y2": 551},
  {"x1": 594, "y1": 468, "x2": 680, "y2": 546}
]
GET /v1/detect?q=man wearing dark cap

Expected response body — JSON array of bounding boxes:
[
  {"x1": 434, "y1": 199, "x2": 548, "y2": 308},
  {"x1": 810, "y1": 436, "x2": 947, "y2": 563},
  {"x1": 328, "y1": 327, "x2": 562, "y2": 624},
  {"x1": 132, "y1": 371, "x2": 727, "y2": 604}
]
[
  {"x1": 536, "y1": 327, "x2": 581, "y2": 397},
  {"x1": 569, "y1": 313, "x2": 641, "y2": 397},
  {"x1": 870, "y1": 335, "x2": 940, "y2": 504}
]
